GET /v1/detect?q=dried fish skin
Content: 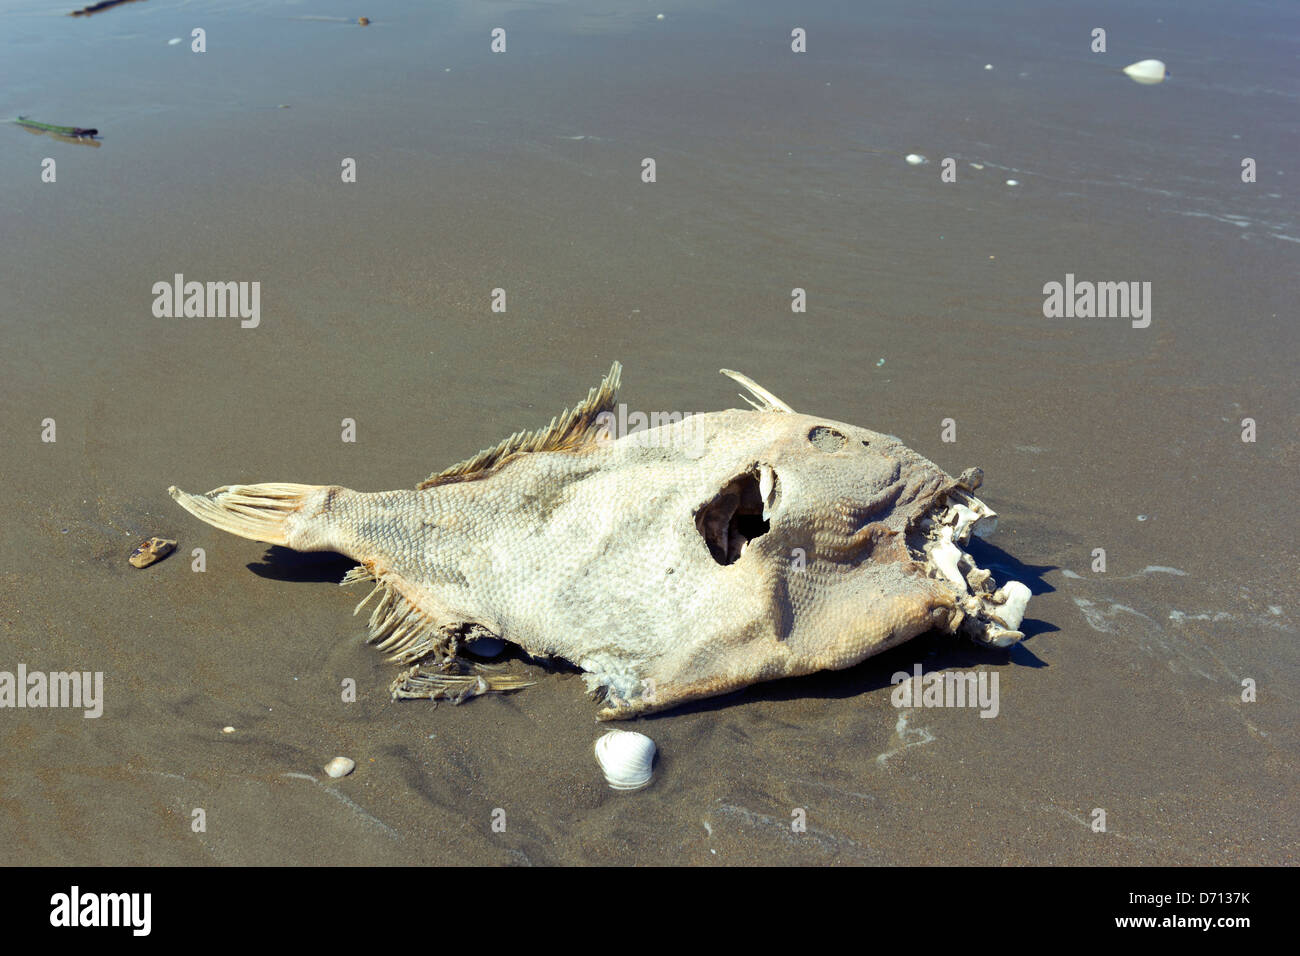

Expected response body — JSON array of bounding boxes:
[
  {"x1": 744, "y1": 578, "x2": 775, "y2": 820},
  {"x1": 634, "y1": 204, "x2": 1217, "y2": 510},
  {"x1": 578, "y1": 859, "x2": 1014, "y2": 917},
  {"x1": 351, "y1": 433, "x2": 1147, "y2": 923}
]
[{"x1": 170, "y1": 363, "x2": 1031, "y2": 719}]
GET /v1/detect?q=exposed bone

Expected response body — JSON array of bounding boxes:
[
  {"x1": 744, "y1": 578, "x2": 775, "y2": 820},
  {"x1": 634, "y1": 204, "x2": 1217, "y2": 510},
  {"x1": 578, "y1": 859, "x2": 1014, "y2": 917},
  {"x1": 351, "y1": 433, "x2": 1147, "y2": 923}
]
[
  {"x1": 948, "y1": 491, "x2": 999, "y2": 540},
  {"x1": 950, "y1": 504, "x2": 979, "y2": 543},
  {"x1": 983, "y1": 626, "x2": 1024, "y2": 648},
  {"x1": 719, "y1": 369, "x2": 796, "y2": 413},
  {"x1": 928, "y1": 527, "x2": 967, "y2": 592},
  {"x1": 990, "y1": 581, "x2": 1031, "y2": 631},
  {"x1": 966, "y1": 567, "x2": 992, "y2": 589}
]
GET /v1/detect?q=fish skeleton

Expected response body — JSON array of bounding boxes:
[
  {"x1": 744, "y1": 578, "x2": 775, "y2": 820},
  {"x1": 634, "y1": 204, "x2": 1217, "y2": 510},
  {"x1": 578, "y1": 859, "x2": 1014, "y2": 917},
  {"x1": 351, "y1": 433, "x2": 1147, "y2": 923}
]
[{"x1": 169, "y1": 363, "x2": 1031, "y2": 719}]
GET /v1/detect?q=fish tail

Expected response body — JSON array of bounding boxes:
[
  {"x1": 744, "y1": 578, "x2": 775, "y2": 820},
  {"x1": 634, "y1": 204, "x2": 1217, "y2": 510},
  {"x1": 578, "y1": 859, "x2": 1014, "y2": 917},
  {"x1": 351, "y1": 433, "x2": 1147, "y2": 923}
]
[{"x1": 167, "y1": 482, "x2": 342, "y2": 549}]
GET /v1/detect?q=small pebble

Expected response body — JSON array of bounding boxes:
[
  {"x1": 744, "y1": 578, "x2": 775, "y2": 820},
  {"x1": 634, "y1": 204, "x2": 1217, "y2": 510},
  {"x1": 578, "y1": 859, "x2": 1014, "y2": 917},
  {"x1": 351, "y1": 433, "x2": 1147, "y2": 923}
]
[
  {"x1": 1005, "y1": 179, "x2": 1019, "y2": 186},
  {"x1": 358, "y1": 16, "x2": 369, "y2": 26},
  {"x1": 905, "y1": 153, "x2": 927, "y2": 166},
  {"x1": 129, "y1": 536, "x2": 176, "y2": 568},
  {"x1": 656, "y1": 13, "x2": 665, "y2": 20},
  {"x1": 324, "y1": 756, "x2": 355, "y2": 778},
  {"x1": 168, "y1": 37, "x2": 182, "y2": 46},
  {"x1": 221, "y1": 726, "x2": 235, "y2": 734}
]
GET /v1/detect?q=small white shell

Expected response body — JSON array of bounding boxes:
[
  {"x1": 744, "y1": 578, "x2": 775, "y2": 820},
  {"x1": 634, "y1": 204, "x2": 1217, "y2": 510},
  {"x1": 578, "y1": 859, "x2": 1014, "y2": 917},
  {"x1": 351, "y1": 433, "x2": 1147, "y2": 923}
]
[
  {"x1": 904, "y1": 153, "x2": 928, "y2": 166},
  {"x1": 594, "y1": 730, "x2": 656, "y2": 791},
  {"x1": 1122, "y1": 59, "x2": 1166, "y2": 85},
  {"x1": 324, "y1": 756, "x2": 355, "y2": 779}
]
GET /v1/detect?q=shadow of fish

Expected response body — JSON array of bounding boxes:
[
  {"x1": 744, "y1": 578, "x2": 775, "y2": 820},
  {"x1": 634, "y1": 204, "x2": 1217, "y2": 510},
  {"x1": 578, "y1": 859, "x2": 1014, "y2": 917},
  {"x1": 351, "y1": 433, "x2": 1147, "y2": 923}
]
[{"x1": 170, "y1": 363, "x2": 1031, "y2": 719}]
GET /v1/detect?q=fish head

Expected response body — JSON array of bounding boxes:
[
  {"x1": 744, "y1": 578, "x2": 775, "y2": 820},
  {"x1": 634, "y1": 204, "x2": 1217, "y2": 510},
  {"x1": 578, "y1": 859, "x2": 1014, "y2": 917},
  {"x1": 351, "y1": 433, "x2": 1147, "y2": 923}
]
[{"x1": 649, "y1": 391, "x2": 1028, "y2": 718}]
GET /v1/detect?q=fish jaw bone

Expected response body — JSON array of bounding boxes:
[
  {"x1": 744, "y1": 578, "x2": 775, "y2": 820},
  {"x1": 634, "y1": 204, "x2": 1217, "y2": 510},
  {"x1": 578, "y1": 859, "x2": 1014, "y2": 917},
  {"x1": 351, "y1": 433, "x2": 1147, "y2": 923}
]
[{"x1": 909, "y1": 481, "x2": 1030, "y2": 648}]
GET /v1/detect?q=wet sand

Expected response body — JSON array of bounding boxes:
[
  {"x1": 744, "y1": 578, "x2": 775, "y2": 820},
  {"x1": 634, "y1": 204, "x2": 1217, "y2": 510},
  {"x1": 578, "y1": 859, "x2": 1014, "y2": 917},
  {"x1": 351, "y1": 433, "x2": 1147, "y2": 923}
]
[{"x1": 0, "y1": 0, "x2": 1296, "y2": 864}]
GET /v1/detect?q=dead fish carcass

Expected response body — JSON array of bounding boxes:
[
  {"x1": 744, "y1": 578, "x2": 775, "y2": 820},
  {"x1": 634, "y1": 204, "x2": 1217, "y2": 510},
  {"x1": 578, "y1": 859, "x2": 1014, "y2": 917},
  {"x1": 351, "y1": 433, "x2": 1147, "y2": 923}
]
[{"x1": 169, "y1": 363, "x2": 1030, "y2": 719}]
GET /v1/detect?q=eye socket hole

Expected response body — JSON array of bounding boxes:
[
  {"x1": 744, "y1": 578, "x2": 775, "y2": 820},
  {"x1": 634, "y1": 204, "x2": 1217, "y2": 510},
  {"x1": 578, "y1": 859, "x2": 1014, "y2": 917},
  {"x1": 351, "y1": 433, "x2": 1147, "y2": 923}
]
[
  {"x1": 808, "y1": 425, "x2": 847, "y2": 453},
  {"x1": 695, "y1": 471, "x2": 770, "y2": 566}
]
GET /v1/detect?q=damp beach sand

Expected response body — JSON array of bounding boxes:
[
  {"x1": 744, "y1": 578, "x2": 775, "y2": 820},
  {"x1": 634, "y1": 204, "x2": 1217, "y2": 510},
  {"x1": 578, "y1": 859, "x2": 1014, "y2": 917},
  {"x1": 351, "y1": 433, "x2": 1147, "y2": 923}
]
[{"x1": 0, "y1": 0, "x2": 1296, "y2": 864}]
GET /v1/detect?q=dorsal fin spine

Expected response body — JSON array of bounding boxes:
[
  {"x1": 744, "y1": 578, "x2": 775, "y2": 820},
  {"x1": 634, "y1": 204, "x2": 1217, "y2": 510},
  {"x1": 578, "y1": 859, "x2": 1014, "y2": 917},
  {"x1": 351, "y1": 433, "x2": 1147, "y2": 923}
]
[{"x1": 418, "y1": 361, "x2": 622, "y2": 489}]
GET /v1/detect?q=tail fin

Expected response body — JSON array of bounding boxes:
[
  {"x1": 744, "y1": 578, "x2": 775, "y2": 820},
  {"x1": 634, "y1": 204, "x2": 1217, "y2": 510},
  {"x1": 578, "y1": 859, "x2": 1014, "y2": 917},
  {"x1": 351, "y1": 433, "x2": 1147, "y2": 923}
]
[{"x1": 168, "y1": 483, "x2": 330, "y2": 547}]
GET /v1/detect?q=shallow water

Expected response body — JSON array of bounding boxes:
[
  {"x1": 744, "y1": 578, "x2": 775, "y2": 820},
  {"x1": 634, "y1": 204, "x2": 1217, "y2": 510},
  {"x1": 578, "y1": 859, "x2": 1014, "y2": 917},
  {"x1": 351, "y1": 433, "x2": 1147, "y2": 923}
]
[{"x1": 1, "y1": 0, "x2": 1296, "y2": 864}]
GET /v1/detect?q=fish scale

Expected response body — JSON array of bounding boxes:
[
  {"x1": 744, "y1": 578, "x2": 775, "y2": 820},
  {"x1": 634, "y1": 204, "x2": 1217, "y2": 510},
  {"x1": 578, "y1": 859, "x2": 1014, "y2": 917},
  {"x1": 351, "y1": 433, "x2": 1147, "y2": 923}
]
[{"x1": 170, "y1": 363, "x2": 1031, "y2": 719}]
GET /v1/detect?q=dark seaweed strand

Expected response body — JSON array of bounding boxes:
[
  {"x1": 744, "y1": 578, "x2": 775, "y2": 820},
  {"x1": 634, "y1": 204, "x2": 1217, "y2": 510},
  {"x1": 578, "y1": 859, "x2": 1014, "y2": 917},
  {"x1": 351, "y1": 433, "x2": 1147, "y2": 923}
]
[
  {"x1": 70, "y1": 0, "x2": 146, "y2": 17},
  {"x1": 15, "y1": 117, "x2": 98, "y2": 137}
]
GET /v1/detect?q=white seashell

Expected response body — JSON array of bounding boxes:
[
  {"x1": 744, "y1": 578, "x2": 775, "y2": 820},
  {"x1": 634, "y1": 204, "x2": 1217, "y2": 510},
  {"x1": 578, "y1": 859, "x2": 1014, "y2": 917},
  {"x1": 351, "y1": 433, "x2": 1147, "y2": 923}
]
[
  {"x1": 594, "y1": 730, "x2": 656, "y2": 791},
  {"x1": 221, "y1": 726, "x2": 235, "y2": 734},
  {"x1": 324, "y1": 756, "x2": 355, "y2": 779},
  {"x1": 905, "y1": 153, "x2": 927, "y2": 166},
  {"x1": 1005, "y1": 179, "x2": 1019, "y2": 187},
  {"x1": 1122, "y1": 59, "x2": 1166, "y2": 85},
  {"x1": 465, "y1": 635, "x2": 506, "y2": 658}
]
